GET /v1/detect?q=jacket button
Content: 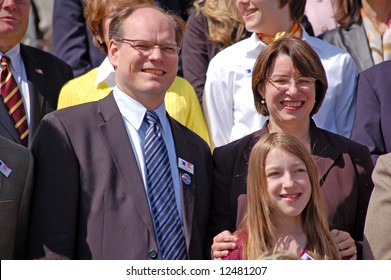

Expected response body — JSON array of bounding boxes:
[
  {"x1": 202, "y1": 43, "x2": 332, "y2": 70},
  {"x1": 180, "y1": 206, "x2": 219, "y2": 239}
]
[{"x1": 148, "y1": 250, "x2": 158, "y2": 259}]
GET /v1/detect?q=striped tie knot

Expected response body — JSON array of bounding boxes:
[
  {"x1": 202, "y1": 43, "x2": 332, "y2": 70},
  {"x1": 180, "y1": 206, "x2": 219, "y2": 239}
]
[
  {"x1": 145, "y1": 109, "x2": 161, "y2": 135},
  {"x1": 0, "y1": 55, "x2": 29, "y2": 146},
  {"x1": 145, "y1": 109, "x2": 159, "y2": 124},
  {"x1": 0, "y1": 56, "x2": 10, "y2": 86},
  {"x1": 1, "y1": 55, "x2": 10, "y2": 65}
]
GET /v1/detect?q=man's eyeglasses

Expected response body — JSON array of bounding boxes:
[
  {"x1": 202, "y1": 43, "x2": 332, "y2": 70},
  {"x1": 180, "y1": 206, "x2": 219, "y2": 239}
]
[
  {"x1": 267, "y1": 76, "x2": 316, "y2": 90},
  {"x1": 116, "y1": 39, "x2": 180, "y2": 56}
]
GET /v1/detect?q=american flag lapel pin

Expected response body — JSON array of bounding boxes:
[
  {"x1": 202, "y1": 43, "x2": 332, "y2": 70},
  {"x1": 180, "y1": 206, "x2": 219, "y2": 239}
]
[
  {"x1": 35, "y1": 68, "x2": 44, "y2": 75},
  {"x1": 178, "y1": 157, "x2": 194, "y2": 175}
]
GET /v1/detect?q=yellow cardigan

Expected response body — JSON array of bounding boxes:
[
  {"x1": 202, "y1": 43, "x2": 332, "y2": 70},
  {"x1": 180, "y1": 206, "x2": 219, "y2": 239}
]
[{"x1": 57, "y1": 68, "x2": 210, "y2": 146}]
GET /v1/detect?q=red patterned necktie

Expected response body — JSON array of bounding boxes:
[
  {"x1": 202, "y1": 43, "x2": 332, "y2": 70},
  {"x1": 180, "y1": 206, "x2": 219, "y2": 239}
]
[{"x1": 0, "y1": 56, "x2": 29, "y2": 146}]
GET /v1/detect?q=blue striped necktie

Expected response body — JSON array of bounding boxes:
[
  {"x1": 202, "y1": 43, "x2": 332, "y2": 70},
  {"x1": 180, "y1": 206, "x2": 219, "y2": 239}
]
[{"x1": 144, "y1": 110, "x2": 187, "y2": 260}]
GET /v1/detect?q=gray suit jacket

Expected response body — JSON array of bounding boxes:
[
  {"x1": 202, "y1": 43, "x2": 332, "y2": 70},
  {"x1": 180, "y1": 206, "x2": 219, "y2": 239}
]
[
  {"x1": 0, "y1": 44, "x2": 73, "y2": 147},
  {"x1": 27, "y1": 93, "x2": 212, "y2": 260},
  {"x1": 320, "y1": 23, "x2": 373, "y2": 72},
  {"x1": 363, "y1": 153, "x2": 391, "y2": 259},
  {"x1": 0, "y1": 136, "x2": 34, "y2": 259}
]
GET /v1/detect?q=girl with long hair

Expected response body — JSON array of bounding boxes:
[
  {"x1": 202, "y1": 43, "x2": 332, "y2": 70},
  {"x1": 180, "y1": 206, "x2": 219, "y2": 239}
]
[{"x1": 224, "y1": 132, "x2": 340, "y2": 260}]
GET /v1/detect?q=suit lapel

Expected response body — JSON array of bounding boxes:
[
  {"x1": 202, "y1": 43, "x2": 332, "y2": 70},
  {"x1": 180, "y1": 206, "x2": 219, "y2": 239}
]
[
  {"x1": 234, "y1": 127, "x2": 267, "y2": 226},
  {"x1": 27, "y1": 81, "x2": 41, "y2": 142},
  {"x1": 310, "y1": 123, "x2": 341, "y2": 186},
  {"x1": 341, "y1": 24, "x2": 374, "y2": 71},
  {"x1": 20, "y1": 45, "x2": 44, "y2": 141},
  {"x1": 169, "y1": 117, "x2": 195, "y2": 251},
  {"x1": 235, "y1": 126, "x2": 267, "y2": 194},
  {"x1": 97, "y1": 93, "x2": 155, "y2": 234},
  {"x1": 244, "y1": 126, "x2": 268, "y2": 163},
  {"x1": 0, "y1": 101, "x2": 21, "y2": 144}
]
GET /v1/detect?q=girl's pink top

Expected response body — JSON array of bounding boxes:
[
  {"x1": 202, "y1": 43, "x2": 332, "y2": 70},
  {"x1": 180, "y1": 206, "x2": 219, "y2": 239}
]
[{"x1": 222, "y1": 232, "x2": 313, "y2": 260}]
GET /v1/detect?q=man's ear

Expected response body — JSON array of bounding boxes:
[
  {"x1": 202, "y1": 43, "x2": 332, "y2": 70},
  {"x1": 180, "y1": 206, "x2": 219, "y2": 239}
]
[{"x1": 108, "y1": 39, "x2": 119, "y2": 69}]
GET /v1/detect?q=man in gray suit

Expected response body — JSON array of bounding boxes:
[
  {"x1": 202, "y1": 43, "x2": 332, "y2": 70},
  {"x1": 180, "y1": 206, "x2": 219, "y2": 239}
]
[
  {"x1": 363, "y1": 153, "x2": 391, "y2": 259},
  {"x1": 27, "y1": 4, "x2": 212, "y2": 260},
  {"x1": 0, "y1": 135, "x2": 33, "y2": 259}
]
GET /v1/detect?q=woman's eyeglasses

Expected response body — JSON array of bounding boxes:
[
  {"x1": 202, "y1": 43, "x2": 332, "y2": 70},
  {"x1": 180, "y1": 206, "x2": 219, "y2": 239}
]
[{"x1": 267, "y1": 76, "x2": 316, "y2": 90}]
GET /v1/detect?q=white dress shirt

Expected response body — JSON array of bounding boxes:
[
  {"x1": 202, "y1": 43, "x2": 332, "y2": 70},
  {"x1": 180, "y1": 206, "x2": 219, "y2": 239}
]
[
  {"x1": 112, "y1": 87, "x2": 182, "y2": 220},
  {"x1": 203, "y1": 30, "x2": 358, "y2": 148}
]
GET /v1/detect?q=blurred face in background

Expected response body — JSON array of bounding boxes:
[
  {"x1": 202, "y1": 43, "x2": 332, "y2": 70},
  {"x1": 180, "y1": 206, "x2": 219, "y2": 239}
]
[
  {"x1": 102, "y1": 1, "x2": 154, "y2": 48},
  {"x1": 85, "y1": 0, "x2": 154, "y2": 53},
  {"x1": 0, "y1": 0, "x2": 30, "y2": 52},
  {"x1": 235, "y1": 0, "x2": 291, "y2": 34},
  {"x1": 102, "y1": 4, "x2": 119, "y2": 48}
]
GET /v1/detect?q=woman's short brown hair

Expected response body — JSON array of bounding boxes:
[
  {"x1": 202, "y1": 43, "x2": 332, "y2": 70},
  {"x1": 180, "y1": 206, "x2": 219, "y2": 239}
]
[
  {"x1": 84, "y1": 0, "x2": 154, "y2": 53},
  {"x1": 251, "y1": 36, "x2": 327, "y2": 117}
]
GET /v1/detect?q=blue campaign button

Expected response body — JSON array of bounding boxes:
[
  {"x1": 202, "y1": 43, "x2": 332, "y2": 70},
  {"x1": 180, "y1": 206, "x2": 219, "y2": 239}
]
[{"x1": 181, "y1": 173, "x2": 191, "y2": 185}]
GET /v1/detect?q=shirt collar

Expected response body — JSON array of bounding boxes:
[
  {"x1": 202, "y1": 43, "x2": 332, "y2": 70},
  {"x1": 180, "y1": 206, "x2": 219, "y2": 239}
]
[
  {"x1": 95, "y1": 56, "x2": 115, "y2": 87},
  {"x1": 301, "y1": 28, "x2": 310, "y2": 42},
  {"x1": 249, "y1": 24, "x2": 309, "y2": 48},
  {"x1": 112, "y1": 86, "x2": 168, "y2": 133},
  {"x1": 152, "y1": 102, "x2": 169, "y2": 135},
  {"x1": 250, "y1": 32, "x2": 266, "y2": 48},
  {"x1": 1, "y1": 44, "x2": 22, "y2": 74}
]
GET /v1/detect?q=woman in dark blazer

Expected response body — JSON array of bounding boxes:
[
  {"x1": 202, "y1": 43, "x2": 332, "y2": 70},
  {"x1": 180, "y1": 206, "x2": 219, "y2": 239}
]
[{"x1": 208, "y1": 37, "x2": 374, "y2": 260}]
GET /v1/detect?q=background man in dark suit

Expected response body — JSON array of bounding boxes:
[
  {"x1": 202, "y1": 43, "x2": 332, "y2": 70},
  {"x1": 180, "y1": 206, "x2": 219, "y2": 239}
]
[
  {"x1": 351, "y1": 61, "x2": 391, "y2": 165},
  {"x1": 27, "y1": 3, "x2": 212, "y2": 260},
  {"x1": 52, "y1": 0, "x2": 106, "y2": 77},
  {"x1": 0, "y1": 0, "x2": 73, "y2": 147},
  {"x1": 0, "y1": 135, "x2": 33, "y2": 259}
]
